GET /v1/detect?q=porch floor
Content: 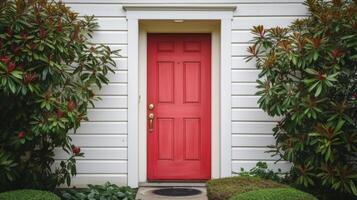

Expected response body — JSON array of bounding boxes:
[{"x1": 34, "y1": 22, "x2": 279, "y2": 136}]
[{"x1": 135, "y1": 187, "x2": 208, "y2": 200}]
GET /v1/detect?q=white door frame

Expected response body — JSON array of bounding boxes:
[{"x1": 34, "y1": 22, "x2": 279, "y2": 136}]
[{"x1": 124, "y1": 4, "x2": 235, "y2": 187}]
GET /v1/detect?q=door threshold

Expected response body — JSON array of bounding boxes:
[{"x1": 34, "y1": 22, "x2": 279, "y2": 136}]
[{"x1": 139, "y1": 182, "x2": 206, "y2": 187}]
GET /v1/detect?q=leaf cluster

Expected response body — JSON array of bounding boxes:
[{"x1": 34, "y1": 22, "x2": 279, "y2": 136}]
[
  {"x1": 0, "y1": 0, "x2": 119, "y2": 191},
  {"x1": 246, "y1": 0, "x2": 357, "y2": 198},
  {"x1": 61, "y1": 182, "x2": 135, "y2": 200}
]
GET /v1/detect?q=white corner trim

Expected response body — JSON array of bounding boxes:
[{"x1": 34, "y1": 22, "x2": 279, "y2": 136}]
[
  {"x1": 220, "y1": 18, "x2": 232, "y2": 177},
  {"x1": 127, "y1": 19, "x2": 139, "y2": 188},
  {"x1": 127, "y1": 8, "x2": 233, "y2": 187},
  {"x1": 122, "y1": 4, "x2": 237, "y2": 11}
]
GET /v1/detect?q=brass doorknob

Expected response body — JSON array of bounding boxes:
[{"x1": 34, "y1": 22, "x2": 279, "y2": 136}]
[{"x1": 148, "y1": 103, "x2": 155, "y2": 110}]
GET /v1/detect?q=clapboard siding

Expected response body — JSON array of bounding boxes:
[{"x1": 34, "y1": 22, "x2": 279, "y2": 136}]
[
  {"x1": 87, "y1": 109, "x2": 127, "y2": 121},
  {"x1": 70, "y1": 122, "x2": 127, "y2": 134},
  {"x1": 93, "y1": 84, "x2": 127, "y2": 96},
  {"x1": 232, "y1": 57, "x2": 256, "y2": 69},
  {"x1": 232, "y1": 17, "x2": 300, "y2": 30},
  {"x1": 232, "y1": 44, "x2": 251, "y2": 56},
  {"x1": 232, "y1": 96, "x2": 259, "y2": 108},
  {"x1": 232, "y1": 70, "x2": 260, "y2": 82},
  {"x1": 55, "y1": 148, "x2": 127, "y2": 160},
  {"x1": 232, "y1": 122, "x2": 276, "y2": 134},
  {"x1": 69, "y1": 4, "x2": 126, "y2": 17},
  {"x1": 93, "y1": 96, "x2": 128, "y2": 108},
  {"x1": 53, "y1": 160, "x2": 127, "y2": 173},
  {"x1": 232, "y1": 83, "x2": 258, "y2": 95},
  {"x1": 230, "y1": 0, "x2": 304, "y2": 174},
  {"x1": 234, "y1": 4, "x2": 307, "y2": 16},
  {"x1": 232, "y1": 109, "x2": 278, "y2": 121},
  {"x1": 232, "y1": 161, "x2": 291, "y2": 173},
  {"x1": 232, "y1": 31, "x2": 254, "y2": 43},
  {"x1": 69, "y1": 174, "x2": 127, "y2": 188},
  {"x1": 232, "y1": 135, "x2": 275, "y2": 147},
  {"x1": 113, "y1": 58, "x2": 128, "y2": 70},
  {"x1": 232, "y1": 147, "x2": 279, "y2": 160},
  {"x1": 91, "y1": 31, "x2": 127, "y2": 44},
  {"x1": 70, "y1": 135, "x2": 127, "y2": 147},
  {"x1": 57, "y1": 0, "x2": 305, "y2": 186},
  {"x1": 96, "y1": 18, "x2": 127, "y2": 30},
  {"x1": 55, "y1": 2, "x2": 129, "y2": 186}
]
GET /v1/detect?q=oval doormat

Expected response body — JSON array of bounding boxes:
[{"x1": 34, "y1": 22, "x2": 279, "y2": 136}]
[{"x1": 152, "y1": 188, "x2": 202, "y2": 197}]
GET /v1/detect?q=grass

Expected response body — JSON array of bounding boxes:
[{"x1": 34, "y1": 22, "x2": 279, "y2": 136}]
[
  {"x1": 0, "y1": 189, "x2": 60, "y2": 200},
  {"x1": 229, "y1": 188, "x2": 318, "y2": 200},
  {"x1": 207, "y1": 176, "x2": 287, "y2": 200}
]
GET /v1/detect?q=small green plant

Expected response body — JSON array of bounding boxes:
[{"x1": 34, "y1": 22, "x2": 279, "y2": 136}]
[
  {"x1": 61, "y1": 182, "x2": 135, "y2": 200},
  {"x1": 238, "y1": 162, "x2": 287, "y2": 183},
  {"x1": 246, "y1": 0, "x2": 357, "y2": 198},
  {"x1": 229, "y1": 188, "x2": 317, "y2": 200},
  {"x1": 0, "y1": 189, "x2": 60, "y2": 200}
]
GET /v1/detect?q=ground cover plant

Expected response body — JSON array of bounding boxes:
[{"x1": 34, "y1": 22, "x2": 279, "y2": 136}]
[
  {"x1": 0, "y1": 189, "x2": 60, "y2": 200},
  {"x1": 0, "y1": 0, "x2": 118, "y2": 191},
  {"x1": 206, "y1": 176, "x2": 286, "y2": 200},
  {"x1": 60, "y1": 182, "x2": 135, "y2": 200},
  {"x1": 246, "y1": 0, "x2": 357, "y2": 199},
  {"x1": 229, "y1": 188, "x2": 317, "y2": 200}
]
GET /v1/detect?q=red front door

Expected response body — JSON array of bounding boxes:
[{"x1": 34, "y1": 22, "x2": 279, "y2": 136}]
[{"x1": 147, "y1": 33, "x2": 211, "y2": 180}]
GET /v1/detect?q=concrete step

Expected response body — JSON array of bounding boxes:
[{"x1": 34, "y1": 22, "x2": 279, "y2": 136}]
[{"x1": 139, "y1": 182, "x2": 207, "y2": 187}]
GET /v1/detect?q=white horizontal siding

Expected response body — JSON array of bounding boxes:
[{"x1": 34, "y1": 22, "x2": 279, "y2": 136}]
[
  {"x1": 93, "y1": 96, "x2": 128, "y2": 108},
  {"x1": 69, "y1": 174, "x2": 127, "y2": 188},
  {"x1": 95, "y1": 18, "x2": 127, "y2": 31},
  {"x1": 53, "y1": 160, "x2": 127, "y2": 173},
  {"x1": 70, "y1": 122, "x2": 127, "y2": 134},
  {"x1": 55, "y1": 148, "x2": 127, "y2": 160},
  {"x1": 232, "y1": 122, "x2": 276, "y2": 134},
  {"x1": 232, "y1": 17, "x2": 300, "y2": 30},
  {"x1": 232, "y1": 109, "x2": 278, "y2": 121},
  {"x1": 232, "y1": 70, "x2": 260, "y2": 82},
  {"x1": 54, "y1": 2, "x2": 129, "y2": 187},
  {"x1": 69, "y1": 4, "x2": 126, "y2": 17},
  {"x1": 232, "y1": 135, "x2": 275, "y2": 147},
  {"x1": 232, "y1": 147, "x2": 279, "y2": 160},
  {"x1": 232, "y1": 161, "x2": 291, "y2": 173},
  {"x1": 58, "y1": 0, "x2": 305, "y2": 186},
  {"x1": 232, "y1": 57, "x2": 256, "y2": 69},
  {"x1": 232, "y1": 96, "x2": 259, "y2": 108},
  {"x1": 87, "y1": 109, "x2": 127, "y2": 121},
  {"x1": 230, "y1": 0, "x2": 304, "y2": 175},
  {"x1": 234, "y1": 4, "x2": 307, "y2": 16},
  {"x1": 70, "y1": 135, "x2": 127, "y2": 147},
  {"x1": 91, "y1": 31, "x2": 127, "y2": 44},
  {"x1": 93, "y1": 84, "x2": 127, "y2": 96},
  {"x1": 232, "y1": 83, "x2": 258, "y2": 95}
]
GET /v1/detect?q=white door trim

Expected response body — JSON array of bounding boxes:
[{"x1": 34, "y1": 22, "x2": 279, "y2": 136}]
[{"x1": 126, "y1": 6, "x2": 235, "y2": 188}]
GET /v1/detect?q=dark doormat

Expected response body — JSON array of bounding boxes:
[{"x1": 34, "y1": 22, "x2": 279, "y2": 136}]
[{"x1": 152, "y1": 188, "x2": 202, "y2": 197}]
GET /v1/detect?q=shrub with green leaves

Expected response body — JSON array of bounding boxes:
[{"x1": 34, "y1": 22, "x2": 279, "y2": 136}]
[
  {"x1": 229, "y1": 188, "x2": 317, "y2": 200},
  {"x1": 61, "y1": 182, "x2": 135, "y2": 200},
  {"x1": 0, "y1": 0, "x2": 118, "y2": 191},
  {"x1": 246, "y1": 0, "x2": 357, "y2": 198},
  {"x1": 0, "y1": 189, "x2": 60, "y2": 200}
]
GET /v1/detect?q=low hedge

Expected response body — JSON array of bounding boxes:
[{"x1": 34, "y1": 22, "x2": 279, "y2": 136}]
[
  {"x1": 0, "y1": 189, "x2": 60, "y2": 200},
  {"x1": 207, "y1": 176, "x2": 287, "y2": 200},
  {"x1": 229, "y1": 188, "x2": 318, "y2": 200}
]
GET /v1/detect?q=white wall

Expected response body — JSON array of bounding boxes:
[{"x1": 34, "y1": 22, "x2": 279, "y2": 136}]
[{"x1": 59, "y1": 0, "x2": 308, "y2": 186}]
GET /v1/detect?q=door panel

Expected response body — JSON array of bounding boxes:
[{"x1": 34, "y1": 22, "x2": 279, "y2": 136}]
[{"x1": 147, "y1": 33, "x2": 211, "y2": 180}]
